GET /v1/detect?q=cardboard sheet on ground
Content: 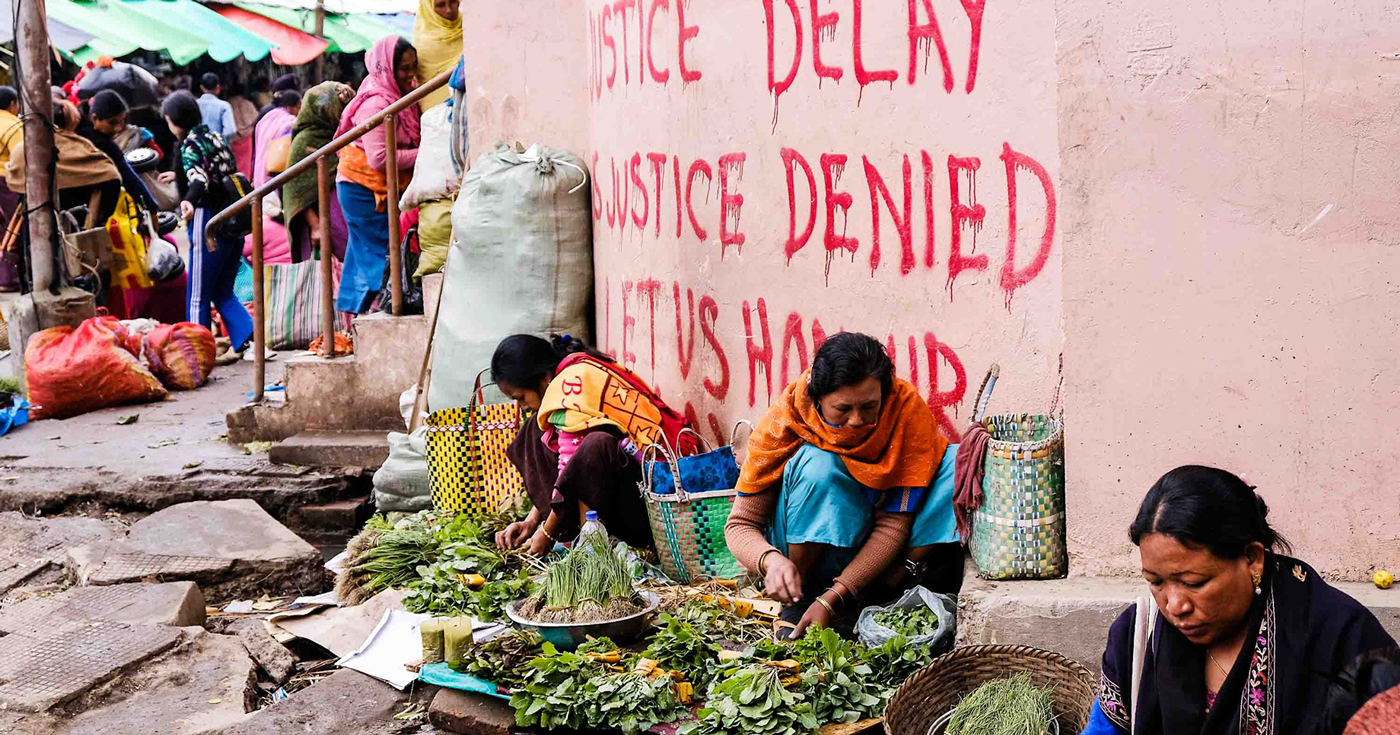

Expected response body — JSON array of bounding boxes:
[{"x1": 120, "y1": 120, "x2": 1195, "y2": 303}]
[
  {"x1": 338, "y1": 608, "x2": 429, "y2": 690},
  {"x1": 270, "y1": 589, "x2": 406, "y2": 657}
]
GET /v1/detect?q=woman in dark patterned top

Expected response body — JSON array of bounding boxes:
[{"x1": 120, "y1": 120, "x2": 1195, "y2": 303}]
[
  {"x1": 1081, "y1": 466, "x2": 1394, "y2": 735},
  {"x1": 161, "y1": 90, "x2": 253, "y2": 356}
]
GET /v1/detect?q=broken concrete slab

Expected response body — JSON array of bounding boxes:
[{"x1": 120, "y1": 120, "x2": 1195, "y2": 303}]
[
  {"x1": 70, "y1": 500, "x2": 324, "y2": 598},
  {"x1": 53, "y1": 628, "x2": 257, "y2": 735},
  {"x1": 429, "y1": 688, "x2": 515, "y2": 735},
  {"x1": 0, "y1": 581, "x2": 205, "y2": 635},
  {"x1": 269, "y1": 431, "x2": 390, "y2": 470},
  {"x1": 228, "y1": 619, "x2": 297, "y2": 686},
  {"x1": 0, "y1": 513, "x2": 121, "y2": 594},
  {"x1": 212, "y1": 669, "x2": 431, "y2": 735},
  {"x1": 0, "y1": 622, "x2": 182, "y2": 712}
]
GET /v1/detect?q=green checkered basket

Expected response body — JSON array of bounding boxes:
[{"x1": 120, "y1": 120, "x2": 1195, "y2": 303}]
[
  {"x1": 639, "y1": 429, "x2": 748, "y2": 585},
  {"x1": 971, "y1": 412, "x2": 1066, "y2": 580}
]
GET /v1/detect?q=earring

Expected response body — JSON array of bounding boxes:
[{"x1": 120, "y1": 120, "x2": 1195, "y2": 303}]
[{"x1": 1252, "y1": 572, "x2": 1262, "y2": 595}]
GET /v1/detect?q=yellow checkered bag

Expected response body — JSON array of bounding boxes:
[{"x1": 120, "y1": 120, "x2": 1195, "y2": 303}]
[{"x1": 425, "y1": 371, "x2": 526, "y2": 515}]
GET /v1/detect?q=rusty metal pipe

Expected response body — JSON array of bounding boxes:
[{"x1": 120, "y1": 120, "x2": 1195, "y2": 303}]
[
  {"x1": 317, "y1": 158, "x2": 335, "y2": 358},
  {"x1": 385, "y1": 115, "x2": 403, "y2": 317},
  {"x1": 251, "y1": 196, "x2": 266, "y2": 402},
  {"x1": 203, "y1": 68, "x2": 452, "y2": 243}
]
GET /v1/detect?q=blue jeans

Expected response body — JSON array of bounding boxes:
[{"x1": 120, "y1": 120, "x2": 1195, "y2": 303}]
[
  {"x1": 188, "y1": 206, "x2": 253, "y2": 351},
  {"x1": 335, "y1": 180, "x2": 389, "y2": 313}
]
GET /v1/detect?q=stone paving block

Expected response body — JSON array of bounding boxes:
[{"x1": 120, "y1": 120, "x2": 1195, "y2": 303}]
[
  {"x1": 0, "y1": 622, "x2": 181, "y2": 712},
  {"x1": 428, "y1": 688, "x2": 515, "y2": 735},
  {"x1": 228, "y1": 619, "x2": 296, "y2": 686},
  {"x1": 0, "y1": 514, "x2": 121, "y2": 595},
  {"x1": 0, "y1": 582, "x2": 205, "y2": 635},
  {"x1": 213, "y1": 669, "x2": 429, "y2": 735},
  {"x1": 83, "y1": 553, "x2": 234, "y2": 586}
]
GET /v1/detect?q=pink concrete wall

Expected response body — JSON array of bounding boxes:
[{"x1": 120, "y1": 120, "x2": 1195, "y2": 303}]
[
  {"x1": 461, "y1": 0, "x2": 1400, "y2": 580},
  {"x1": 1058, "y1": 1, "x2": 1400, "y2": 580}
]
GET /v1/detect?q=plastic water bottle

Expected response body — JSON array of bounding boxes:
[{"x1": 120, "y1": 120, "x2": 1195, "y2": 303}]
[{"x1": 577, "y1": 510, "x2": 607, "y2": 548}]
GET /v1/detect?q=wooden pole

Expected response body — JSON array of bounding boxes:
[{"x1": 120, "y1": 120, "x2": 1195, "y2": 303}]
[
  {"x1": 251, "y1": 197, "x2": 266, "y2": 402},
  {"x1": 314, "y1": 0, "x2": 326, "y2": 82},
  {"x1": 17, "y1": 0, "x2": 56, "y2": 292},
  {"x1": 317, "y1": 158, "x2": 335, "y2": 358},
  {"x1": 384, "y1": 114, "x2": 403, "y2": 317}
]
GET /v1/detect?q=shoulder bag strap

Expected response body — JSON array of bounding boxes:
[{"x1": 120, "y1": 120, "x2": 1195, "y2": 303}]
[{"x1": 1130, "y1": 593, "x2": 1159, "y2": 731}]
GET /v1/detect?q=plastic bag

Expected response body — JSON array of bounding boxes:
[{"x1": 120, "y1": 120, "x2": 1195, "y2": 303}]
[
  {"x1": 373, "y1": 428, "x2": 432, "y2": 512},
  {"x1": 855, "y1": 585, "x2": 957, "y2": 649},
  {"x1": 399, "y1": 103, "x2": 459, "y2": 210},
  {"x1": 145, "y1": 236, "x2": 184, "y2": 283},
  {"x1": 142, "y1": 322, "x2": 217, "y2": 390},
  {"x1": 26, "y1": 317, "x2": 167, "y2": 420}
]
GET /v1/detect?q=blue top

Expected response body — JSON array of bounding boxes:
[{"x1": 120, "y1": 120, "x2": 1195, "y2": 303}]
[{"x1": 197, "y1": 93, "x2": 237, "y2": 140}]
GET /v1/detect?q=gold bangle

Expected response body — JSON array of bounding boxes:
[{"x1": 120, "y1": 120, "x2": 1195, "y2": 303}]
[
  {"x1": 540, "y1": 526, "x2": 559, "y2": 544},
  {"x1": 757, "y1": 549, "x2": 778, "y2": 575},
  {"x1": 816, "y1": 595, "x2": 836, "y2": 615}
]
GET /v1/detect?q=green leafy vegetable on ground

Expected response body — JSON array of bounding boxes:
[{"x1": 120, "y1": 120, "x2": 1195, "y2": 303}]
[
  {"x1": 874, "y1": 605, "x2": 941, "y2": 637},
  {"x1": 510, "y1": 642, "x2": 608, "y2": 731},
  {"x1": 456, "y1": 630, "x2": 545, "y2": 691},
  {"x1": 642, "y1": 613, "x2": 724, "y2": 690},
  {"x1": 862, "y1": 635, "x2": 934, "y2": 689},
  {"x1": 681, "y1": 664, "x2": 819, "y2": 735},
  {"x1": 790, "y1": 628, "x2": 886, "y2": 724},
  {"x1": 946, "y1": 673, "x2": 1056, "y2": 735}
]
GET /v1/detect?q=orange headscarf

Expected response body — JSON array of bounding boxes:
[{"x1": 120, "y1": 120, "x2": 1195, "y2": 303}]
[{"x1": 735, "y1": 372, "x2": 947, "y2": 495}]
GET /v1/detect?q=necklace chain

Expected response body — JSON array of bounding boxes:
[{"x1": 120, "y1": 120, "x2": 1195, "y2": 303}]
[{"x1": 1207, "y1": 650, "x2": 1230, "y2": 677}]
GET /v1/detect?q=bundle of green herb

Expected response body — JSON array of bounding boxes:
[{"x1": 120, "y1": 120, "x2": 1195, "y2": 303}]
[
  {"x1": 457, "y1": 630, "x2": 545, "y2": 690},
  {"x1": 641, "y1": 613, "x2": 724, "y2": 690},
  {"x1": 669, "y1": 598, "x2": 770, "y2": 645},
  {"x1": 787, "y1": 628, "x2": 886, "y2": 723},
  {"x1": 545, "y1": 531, "x2": 633, "y2": 609},
  {"x1": 874, "y1": 606, "x2": 941, "y2": 637},
  {"x1": 510, "y1": 641, "x2": 609, "y2": 730},
  {"x1": 348, "y1": 525, "x2": 438, "y2": 593},
  {"x1": 590, "y1": 672, "x2": 686, "y2": 735},
  {"x1": 861, "y1": 635, "x2": 933, "y2": 690},
  {"x1": 681, "y1": 665, "x2": 819, "y2": 735},
  {"x1": 946, "y1": 674, "x2": 1056, "y2": 735}
]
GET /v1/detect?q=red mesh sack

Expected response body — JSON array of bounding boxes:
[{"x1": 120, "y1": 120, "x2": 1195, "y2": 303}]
[
  {"x1": 142, "y1": 322, "x2": 216, "y2": 391},
  {"x1": 25, "y1": 317, "x2": 167, "y2": 420}
]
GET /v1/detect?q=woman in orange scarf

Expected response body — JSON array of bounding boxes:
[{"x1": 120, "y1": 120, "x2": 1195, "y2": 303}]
[{"x1": 726, "y1": 332, "x2": 962, "y2": 639}]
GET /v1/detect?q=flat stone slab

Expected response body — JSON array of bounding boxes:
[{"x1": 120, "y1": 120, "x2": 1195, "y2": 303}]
[
  {"x1": 54, "y1": 629, "x2": 257, "y2": 735},
  {"x1": 213, "y1": 669, "x2": 429, "y2": 735},
  {"x1": 0, "y1": 582, "x2": 205, "y2": 635},
  {"x1": 0, "y1": 622, "x2": 182, "y2": 712},
  {"x1": 269, "y1": 431, "x2": 390, "y2": 470},
  {"x1": 429, "y1": 688, "x2": 515, "y2": 735},
  {"x1": 70, "y1": 500, "x2": 323, "y2": 598},
  {"x1": 0, "y1": 514, "x2": 121, "y2": 595}
]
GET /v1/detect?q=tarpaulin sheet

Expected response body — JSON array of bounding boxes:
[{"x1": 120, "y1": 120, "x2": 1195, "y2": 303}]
[
  {"x1": 48, "y1": 0, "x2": 208, "y2": 65},
  {"x1": 229, "y1": 0, "x2": 416, "y2": 13},
  {"x1": 118, "y1": 0, "x2": 273, "y2": 63},
  {"x1": 208, "y1": 4, "x2": 330, "y2": 66},
  {"x1": 0, "y1": 4, "x2": 94, "y2": 51},
  {"x1": 236, "y1": 2, "x2": 393, "y2": 54}
]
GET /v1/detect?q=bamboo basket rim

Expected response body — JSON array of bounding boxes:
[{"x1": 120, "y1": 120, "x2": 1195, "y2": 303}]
[
  {"x1": 982, "y1": 413, "x2": 1064, "y2": 454},
  {"x1": 882, "y1": 644, "x2": 1094, "y2": 735}
]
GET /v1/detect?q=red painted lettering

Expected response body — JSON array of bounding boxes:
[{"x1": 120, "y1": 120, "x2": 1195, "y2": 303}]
[
  {"x1": 999, "y1": 142, "x2": 1057, "y2": 304},
  {"x1": 630, "y1": 153, "x2": 650, "y2": 230},
  {"x1": 673, "y1": 283, "x2": 696, "y2": 379},
  {"x1": 647, "y1": 152, "x2": 668, "y2": 238},
  {"x1": 699, "y1": 295, "x2": 729, "y2": 400},
  {"x1": 853, "y1": 0, "x2": 898, "y2": 90},
  {"x1": 602, "y1": 5, "x2": 618, "y2": 89},
  {"x1": 677, "y1": 0, "x2": 701, "y2": 83},
  {"x1": 613, "y1": 0, "x2": 634, "y2": 84},
  {"x1": 592, "y1": 152, "x2": 603, "y2": 221},
  {"x1": 718, "y1": 152, "x2": 747, "y2": 255},
  {"x1": 621, "y1": 279, "x2": 637, "y2": 367},
  {"x1": 647, "y1": 0, "x2": 671, "y2": 83},
  {"x1": 947, "y1": 155, "x2": 987, "y2": 291},
  {"x1": 925, "y1": 333, "x2": 967, "y2": 441},
  {"x1": 742, "y1": 298, "x2": 773, "y2": 407},
  {"x1": 907, "y1": 0, "x2": 953, "y2": 92},
  {"x1": 960, "y1": 0, "x2": 986, "y2": 93},
  {"x1": 863, "y1": 154, "x2": 913, "y2": 275},
  {"x1": 782, "y1": 147, "x2": 817, "y2": 262},
  {"x1": 921, "y1": 150, "x2": 935, "y2": 268},
  {"x1": 809, "y1": 0, "x2": 842, "y2": 83},
  {"x1": 765, "y1": 0, "x2": 802, "y2": 108},
  {"x1": 780, "y1": 312, "x2": 809, "y2": 386},
  {"x1": 636, "y1": 278, "x2": 662, "y2": 372},
  {"x1": 685, "y1": 159, "x2": 712, "y2": 241},
  {"x1": 822, "y1": 153, "x2": 858, "y2": 255}
]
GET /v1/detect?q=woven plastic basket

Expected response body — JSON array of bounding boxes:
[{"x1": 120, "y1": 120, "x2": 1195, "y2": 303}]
[
  {"x1": 639, "y1": 426, "x2": 748, "y2": 584},
  {"x1": 971, "y1": 413, "x2": 1066, "y2": 579},
  {"x1": 883, "y1": 645, "x2": 1094, "y2": 735}
]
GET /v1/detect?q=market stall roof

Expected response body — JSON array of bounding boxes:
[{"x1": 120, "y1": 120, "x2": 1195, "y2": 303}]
[
  {"x1": 118, "y1": 0, "x2": 273, "y2": 63},
  {"x1": 48, "y1": 0, "x2": 210, "y2": 65},
  {"x1": 0, "y1": 3, "x2": 95, "y2": 51},
  {"x1": 223, "y1": 0, "x2": 417, "y2": 13},
  {"x1": 236, "y1": 2, "x2": 398, "y2": 54},
  {"x1": 207, "y1": 4, "x2": 330, "y2": 66},
  {"x1": 375, "y1": 13, "x2": 415, "y2": 38}
]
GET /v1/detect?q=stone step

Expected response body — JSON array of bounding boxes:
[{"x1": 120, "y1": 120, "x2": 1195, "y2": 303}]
[
  {"x1": 294, "y1": 494, "x2": 374, "y2": 536},
  {"x1": 429, "y1": 688, "x2": 515, "y2": 735},
  {"x1": 269, "y1": 430, "x2": 390, "y2": 469}
]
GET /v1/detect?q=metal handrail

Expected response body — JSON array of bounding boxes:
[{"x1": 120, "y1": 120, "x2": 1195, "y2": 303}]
[{"x1": 206, "y1": 68, "x2": 453, "y2": 403}]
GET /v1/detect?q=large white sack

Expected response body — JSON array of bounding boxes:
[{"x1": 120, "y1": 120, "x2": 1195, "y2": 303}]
[
  {"x1": 428, "y1": 143, "x2": 593, "y2": 411},
  {"x1": 399, "y1": 103, "x2": 459, "y2": 211}
]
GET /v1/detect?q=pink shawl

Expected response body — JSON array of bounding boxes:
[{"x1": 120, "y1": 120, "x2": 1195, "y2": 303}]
[{"x1": 335, "y1": 36, "x2": 421, "y2": 147}]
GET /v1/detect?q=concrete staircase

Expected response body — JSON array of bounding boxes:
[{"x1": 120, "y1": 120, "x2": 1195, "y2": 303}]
[{"x1": 226, "y1": 273, "x2": 442, "y2": 444}]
